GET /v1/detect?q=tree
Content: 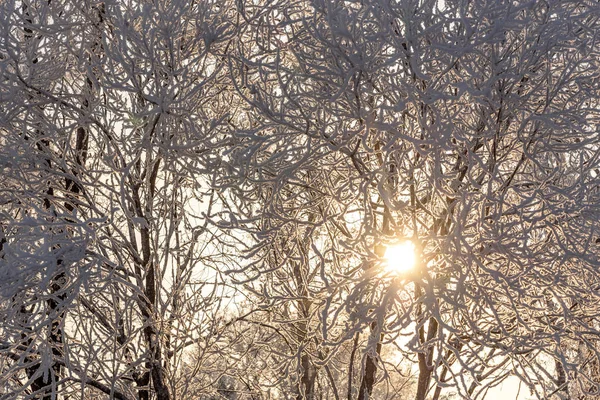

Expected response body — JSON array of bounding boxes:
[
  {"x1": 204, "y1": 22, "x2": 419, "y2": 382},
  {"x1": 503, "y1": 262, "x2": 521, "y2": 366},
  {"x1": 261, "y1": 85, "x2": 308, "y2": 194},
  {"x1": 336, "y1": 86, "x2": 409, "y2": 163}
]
[
  {"x1": 219, "y1": 0, "x2": 600, "y2": 399},
  {"x1": 1, "y1": 0, "x2": 244, "y2": 398},
  {"x1": 2, "y1": 0, "x2": 600, "y2": 399}
]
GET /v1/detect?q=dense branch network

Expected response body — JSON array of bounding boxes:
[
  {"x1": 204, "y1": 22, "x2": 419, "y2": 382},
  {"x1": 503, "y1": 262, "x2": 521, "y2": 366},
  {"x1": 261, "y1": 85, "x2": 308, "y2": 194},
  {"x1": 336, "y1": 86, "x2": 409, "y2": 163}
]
[{"x1": 1, "y1": 1, "x2": 600, "y2": 400}]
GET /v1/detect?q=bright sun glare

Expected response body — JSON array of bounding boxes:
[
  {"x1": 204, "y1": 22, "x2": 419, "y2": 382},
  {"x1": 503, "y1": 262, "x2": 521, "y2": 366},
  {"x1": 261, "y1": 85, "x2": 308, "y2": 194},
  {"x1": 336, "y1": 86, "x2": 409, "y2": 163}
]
[{"x1": 384, "y1": 241, "x2": 416, "y2": 273}]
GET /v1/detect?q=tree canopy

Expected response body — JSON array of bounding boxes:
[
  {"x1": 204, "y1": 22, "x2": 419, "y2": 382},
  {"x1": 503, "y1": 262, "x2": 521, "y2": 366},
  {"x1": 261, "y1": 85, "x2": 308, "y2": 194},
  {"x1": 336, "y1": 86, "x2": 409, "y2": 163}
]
[{"x1": 1, "y1": 0, "x2": 600, "y2": 399}]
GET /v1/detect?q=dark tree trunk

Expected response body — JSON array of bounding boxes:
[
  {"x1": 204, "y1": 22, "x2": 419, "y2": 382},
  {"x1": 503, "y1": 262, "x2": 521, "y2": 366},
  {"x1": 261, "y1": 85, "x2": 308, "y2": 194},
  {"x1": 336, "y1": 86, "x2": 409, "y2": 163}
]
[
  {"x1": 357, "y1": 323, "x2": 383, "y2": 400},
  {"x1": 414, "y1": 316, "x2": 438, "y2": 400}
]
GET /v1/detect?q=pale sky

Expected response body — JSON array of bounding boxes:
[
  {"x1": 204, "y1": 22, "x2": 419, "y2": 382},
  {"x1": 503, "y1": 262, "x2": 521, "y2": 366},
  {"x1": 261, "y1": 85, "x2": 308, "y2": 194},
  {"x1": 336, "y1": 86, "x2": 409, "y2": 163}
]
[{"x1": 488, "y1": 376, "x2": 531, "y2": 400}]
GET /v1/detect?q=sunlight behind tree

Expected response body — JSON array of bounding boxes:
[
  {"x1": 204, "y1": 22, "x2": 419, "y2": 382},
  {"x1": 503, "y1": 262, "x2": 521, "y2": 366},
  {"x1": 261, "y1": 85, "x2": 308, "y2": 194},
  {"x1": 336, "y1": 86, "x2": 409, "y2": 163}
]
[
  {"x1": 384, "y1": 241, "x2": 416, "y2": 274},
  {"x1": 2, "y1": 0, "x2": 600, "y2": 399}
]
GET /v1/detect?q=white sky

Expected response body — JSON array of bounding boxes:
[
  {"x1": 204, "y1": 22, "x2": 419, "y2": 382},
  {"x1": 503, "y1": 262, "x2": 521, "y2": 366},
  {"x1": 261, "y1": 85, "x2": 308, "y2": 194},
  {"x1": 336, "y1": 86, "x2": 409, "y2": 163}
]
[{"x1": 487, "y1": 376, "x2": 534, "y2": 400}]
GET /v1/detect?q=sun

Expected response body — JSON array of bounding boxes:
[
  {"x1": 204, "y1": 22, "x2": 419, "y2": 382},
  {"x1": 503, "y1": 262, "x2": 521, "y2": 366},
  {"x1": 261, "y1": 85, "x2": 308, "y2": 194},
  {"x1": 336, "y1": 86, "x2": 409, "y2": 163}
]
[{"x1": 383, "y1": 241, "x2": 416, "y2": 273}]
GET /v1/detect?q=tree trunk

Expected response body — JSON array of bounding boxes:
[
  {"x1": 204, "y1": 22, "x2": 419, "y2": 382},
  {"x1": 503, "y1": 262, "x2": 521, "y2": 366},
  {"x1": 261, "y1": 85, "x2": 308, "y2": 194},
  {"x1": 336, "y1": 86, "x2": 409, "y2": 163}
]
[
  {"x1": 415, "y1": 316, "x2": 438, "y2": 400},
  {"x1": 357, "y1": 323, "x2": 383, "y2": 400}
]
